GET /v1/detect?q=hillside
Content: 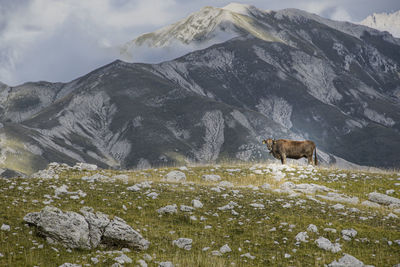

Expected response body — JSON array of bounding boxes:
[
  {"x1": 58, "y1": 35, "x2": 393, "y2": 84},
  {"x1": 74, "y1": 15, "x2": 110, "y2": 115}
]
[{"x1": 0, "y1": 162, "x2": 399, "y2": 266}]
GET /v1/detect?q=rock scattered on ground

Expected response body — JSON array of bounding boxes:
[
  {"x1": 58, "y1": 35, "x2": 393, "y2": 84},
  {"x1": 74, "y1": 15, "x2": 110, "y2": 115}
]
[
  {"x1": 202, "y1": 174, "x2": 221, "y2": 182},
  {"x1": 192, "y1": 199, "x2": 203, "y2": 208},
  {"x1": 328, "y1": 253, "x2": 367, "y2": 267},
  {"x1": 164, "y1": 171, "x2": 186, "y2": 182},
  {"x1": 172, "y1": 238, "x2": 192, "y2": 250},
  {"x1": 158, "y1": 261, "x2": 174, "y2": 267},
  {"x1": 368, "y1": 192, "x2": 400, "y2": 207},
  {"x1": 315, "y1": 237, "x2": 341, "y2": 253},
  {"x1": 157, "y1": 204, "x2": 178, "y2": 214},
  {"x1": 220, "y1": 244, "x2": 232, "y2": 254}
]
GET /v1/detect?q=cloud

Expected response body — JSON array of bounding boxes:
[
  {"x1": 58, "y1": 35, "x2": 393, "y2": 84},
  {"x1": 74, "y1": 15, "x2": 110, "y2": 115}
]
[
  {"x1": 0, "y1": 0, "x2": 177, "y2": 85},
  {"x1": 330, "y1": 7, "x2": 352, "y2": 22}
]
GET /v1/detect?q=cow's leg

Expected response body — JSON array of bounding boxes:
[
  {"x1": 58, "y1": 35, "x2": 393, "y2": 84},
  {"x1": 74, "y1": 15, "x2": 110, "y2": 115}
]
[
  {"x1": 307, "y1": 154, "x2": 313, "y2": 165},
  {"x1": 281, "y1": 154, "x2": 286, "y2": 164}
]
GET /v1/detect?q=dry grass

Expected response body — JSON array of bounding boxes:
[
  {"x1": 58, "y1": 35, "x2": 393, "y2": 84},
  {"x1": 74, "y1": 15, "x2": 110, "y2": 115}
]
[{"x1": 0, "y1": 162, "x2": 399, "y2": 266}]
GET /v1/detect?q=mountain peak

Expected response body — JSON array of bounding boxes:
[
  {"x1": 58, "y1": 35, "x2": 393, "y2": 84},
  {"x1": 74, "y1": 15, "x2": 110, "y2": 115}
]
[
  {"x1": 222, "y1": 2, "x2": 254, "y2": 16},
  {"x1": 360, "y1": 10, "x2": 400, "y2": 37}
]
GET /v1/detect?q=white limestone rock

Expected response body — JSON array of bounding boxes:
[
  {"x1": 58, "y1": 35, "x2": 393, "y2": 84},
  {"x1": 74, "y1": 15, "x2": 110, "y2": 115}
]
[
  {"x1": 202, "y1": 174, "x2": 221, "y2": 182},
  {"x1": 219, "y1": 181, "x2": 233, "y2": 188},
  {"x1": 73, "y1": 162, "x2": 98, "y2": 171},
  {"x1": 307, "y1": 224, "x2": 318, "y2": 233},
  {"x1": 114, "y1": 254, "x2": 132, "y2": 264},
  {"x1": 220, "y1": 244, "x2": 232, "y2": 253},
  {"x1": 23, "y1": 206, "x2": 149, "y2": 250},
  {"x1": 192, "y1": 199, "x2": 203, "y2": 208},
  {"x1": 180, "y1": 205, "x2": 194, "y2": 212},
  {"x1": 342, "y1": 229, "x2": 357, "y2": 241},
  {"x1": 172, "y1": 238, "x2": 192, "y2": 250},
  {"x1": 159, "y1": 261, "x2": 174, "y2": 267},
  {"x1": 315, "y1": 237, "x2": 341, "y2": 253},
  {"x1": 295, "y1": 231, "x2": 309, "y2": 243},
  {"x1": 157, "y1": 204, "x2": 178, "y2": 214},
  {"x1": 368, "y1": 192, "x2": 400, "y2": 207},
  {"x1": 328, "y1": 253, "x2": 366, "y2": 267},
  {"x1": 165, "y1": 171, "x2": 186, "y2": 182}
]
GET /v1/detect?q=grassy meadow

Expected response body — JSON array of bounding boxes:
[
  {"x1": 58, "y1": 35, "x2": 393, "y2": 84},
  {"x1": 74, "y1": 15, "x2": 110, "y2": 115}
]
[{"x1": 0, "y1": 162, "x2": 399, "y2": 266}]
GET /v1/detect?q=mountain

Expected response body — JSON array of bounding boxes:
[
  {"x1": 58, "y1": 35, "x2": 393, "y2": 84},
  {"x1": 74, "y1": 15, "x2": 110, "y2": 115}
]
[
  {"x1": 360, "y1": 10, "x2": 400, "y2": 38},
  {"x1": 1, "y1": 4, "x2": 400, "y2": 175},
  {"x1": 120, "y1": 3, "x2": 400, "y2": 62}
]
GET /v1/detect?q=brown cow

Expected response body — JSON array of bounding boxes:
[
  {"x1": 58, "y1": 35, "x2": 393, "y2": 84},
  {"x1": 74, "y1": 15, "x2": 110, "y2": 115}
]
[{"x1": 262, "y1": 138, "x2": 318, "y2": 165}]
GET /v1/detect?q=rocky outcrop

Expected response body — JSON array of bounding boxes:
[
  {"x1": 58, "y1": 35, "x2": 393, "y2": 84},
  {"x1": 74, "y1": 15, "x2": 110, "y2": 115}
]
[
  {"x1": 23, "y1": 206, "x2": 149, "y2": 250},
  {"x1": 368, "y1": 192, "x2": 400, "y2": 207}
]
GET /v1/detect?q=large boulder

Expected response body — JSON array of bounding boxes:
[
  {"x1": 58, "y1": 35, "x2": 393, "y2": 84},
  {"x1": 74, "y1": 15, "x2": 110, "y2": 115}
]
[
  {"x1": 24, "y1": 206, "x2": 149, "y2": 250},
  {"x1": 23, "y1": 206, "x2": 91, "y2": 249}
]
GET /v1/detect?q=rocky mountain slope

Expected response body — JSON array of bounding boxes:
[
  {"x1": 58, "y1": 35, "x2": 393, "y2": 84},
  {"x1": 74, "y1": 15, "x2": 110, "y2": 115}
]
[
  {"x1": 1, "y1": 4, "x2": 400, "y2": 175},
  {"x1": 360, "y1": 10, "x2": 400, "y2": 38}
]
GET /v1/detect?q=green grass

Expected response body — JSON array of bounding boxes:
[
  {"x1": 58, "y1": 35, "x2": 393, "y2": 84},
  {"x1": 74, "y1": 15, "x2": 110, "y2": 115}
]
[{"x1": 0, "y1": 163, "x2": 399, "y2": 266}]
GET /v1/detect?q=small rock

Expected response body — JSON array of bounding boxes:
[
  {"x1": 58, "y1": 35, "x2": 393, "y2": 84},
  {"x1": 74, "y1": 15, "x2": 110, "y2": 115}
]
[
  {"x1": 180, "y1": 205, "x2": 194, "y2": 212},
  {"x1": 249, "y1": 203, "x2": 264, "y2": 209},
  {"x1": 137, "y1": 259, "x2": 148, "y2": 267},
  {"x1": 328, "y1": 253, "x2": 366, "y2": 267},
  {"x1": 192, "y1": 199, "x2": 203, "y2": 208},
  {"x1": 332, "y1": 204, "x2": 345, "y2": 210},
  {"x1": 165, "y1": 171, "x2": 186, "y2": 182},
  {"x1": 172, "y1": 238, "x2": 192, "y2": 250},
  {"x1": 307, "y1": 224, "x2": 318, "y2": 233},
  {"x1": 91, "y1": 257, "x2": 99, "y2": 264},
  {"x1": 315, "y1": 237, "x2": 341, "y2": 253},
  {"x1": 1, "y1": 224, "x2": 10, "y2": 231},
  {"x1": 158, "y1": 261, "x2": 174, "y2": 267},
  {"x1": 295, "y1": 232, "x2": 309, "y2": 243},
  {"x1": 114, "y1": 254, "x2": 132, "y2": 264},
  {"x1": 73, "y1": 162, "x2": 98, "y2": 171},
  {"x1": 342, "y1": 229, "x2": 357, "y2": 241},
  {"x1": 361, "y1": 200, "x2": 381, "y2": 208},
  {"x1": 211, "y1": 250, "x2": 222, "y2": 256},
  {"x1": 260, "y1": 183, "x2": 271, "y2": 190},
  {"x1": 219, "y1": 181, "x2": 233, "y2": 188},
  {"x1": 157, "y1": 204, "x2": 178, "y2": 214},
  {"x1": 202, "y1": 174, "x2": 221, "y2": 182},
  {"x1": 240, "y1": 253, "x2": 255, "y2": 259},
  {"x1": 58, "y1": 263, "x2": 82, "y2": 267},
  {"x1": 220, "y1": 244, "x2": 232, "y2": 254}
]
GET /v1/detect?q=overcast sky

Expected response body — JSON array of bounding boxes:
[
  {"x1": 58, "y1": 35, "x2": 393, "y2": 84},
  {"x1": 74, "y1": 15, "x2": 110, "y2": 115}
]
[{"x1": 1, "y1": 0, "x2": 399, "y2": 86}]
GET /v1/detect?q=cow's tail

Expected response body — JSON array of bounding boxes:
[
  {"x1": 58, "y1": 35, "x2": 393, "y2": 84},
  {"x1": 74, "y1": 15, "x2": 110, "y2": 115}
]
[{"x1": 314, "y1": 147, "x2": 318, "y2": 166}]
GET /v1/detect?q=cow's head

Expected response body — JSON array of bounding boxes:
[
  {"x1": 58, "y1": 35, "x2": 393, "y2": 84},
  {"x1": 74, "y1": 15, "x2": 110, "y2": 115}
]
[{"x1": 262, "y1": 138, "x2": 275, "y2": 151}]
